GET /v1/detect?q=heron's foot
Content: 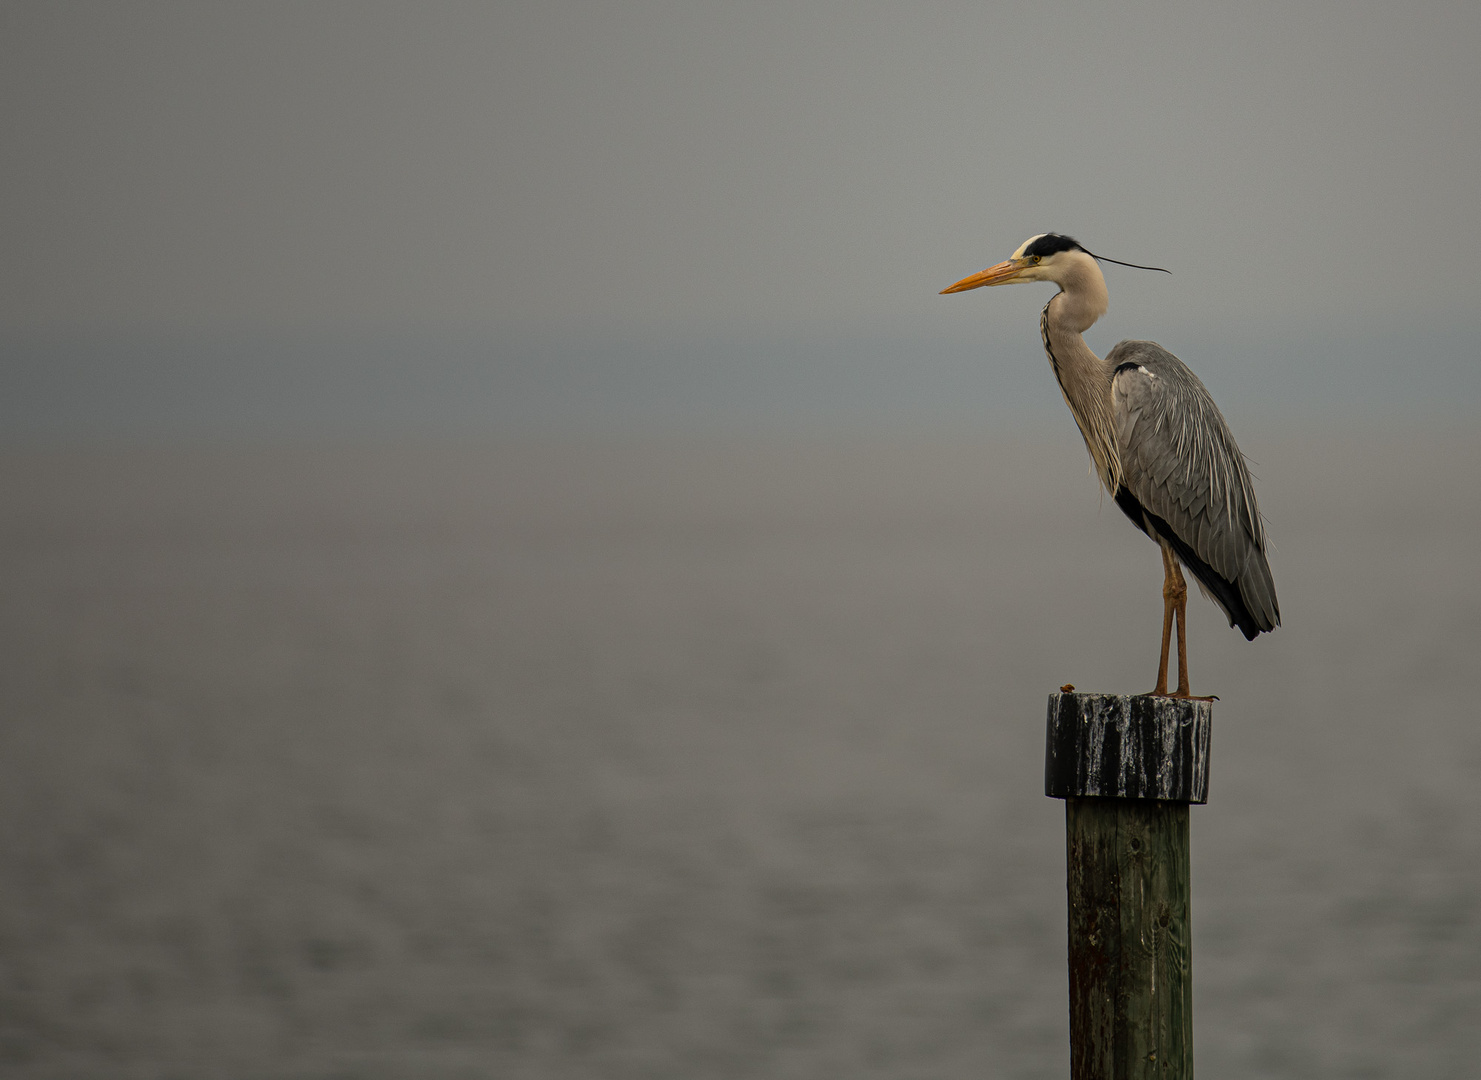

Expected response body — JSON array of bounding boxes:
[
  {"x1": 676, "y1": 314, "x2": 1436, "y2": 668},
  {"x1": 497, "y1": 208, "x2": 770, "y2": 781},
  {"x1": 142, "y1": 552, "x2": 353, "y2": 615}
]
[{"x1": 1144, "y1": 685, "x2": 1217, "y2": 701}]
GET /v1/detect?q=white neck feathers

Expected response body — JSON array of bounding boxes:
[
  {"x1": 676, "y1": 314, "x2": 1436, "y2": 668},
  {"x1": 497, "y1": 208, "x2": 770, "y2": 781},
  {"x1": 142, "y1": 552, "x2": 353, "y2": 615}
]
[{"x1": 1038, "y1": 254, "x2": 1120, "y2": 490}]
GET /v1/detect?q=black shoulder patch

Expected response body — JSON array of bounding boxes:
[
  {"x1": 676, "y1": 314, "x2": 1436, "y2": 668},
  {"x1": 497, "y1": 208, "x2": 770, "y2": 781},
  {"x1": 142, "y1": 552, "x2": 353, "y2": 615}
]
[
  {"x1": 1112, "y1": 361, "x2": 1143, "y2": 377},
  {"x1": 1023, "y1": 233, "x2": 1084, "y2": 258},
  {"x1": 1113, "y1": 485, "x2": 1152, "y2": 539}
]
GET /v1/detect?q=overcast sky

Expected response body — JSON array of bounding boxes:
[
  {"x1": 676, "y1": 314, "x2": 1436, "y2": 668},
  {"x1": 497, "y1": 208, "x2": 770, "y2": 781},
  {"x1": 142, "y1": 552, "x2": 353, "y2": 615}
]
[{"x1": 3, "y1": 1, "x2": 1479, "y2": 435}]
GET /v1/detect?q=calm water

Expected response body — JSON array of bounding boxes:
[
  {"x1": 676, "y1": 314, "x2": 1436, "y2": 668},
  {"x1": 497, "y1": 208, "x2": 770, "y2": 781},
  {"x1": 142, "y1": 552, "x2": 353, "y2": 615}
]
[{"x1": 1, "y1": 428, "x2": 1477, "y2": 1078}]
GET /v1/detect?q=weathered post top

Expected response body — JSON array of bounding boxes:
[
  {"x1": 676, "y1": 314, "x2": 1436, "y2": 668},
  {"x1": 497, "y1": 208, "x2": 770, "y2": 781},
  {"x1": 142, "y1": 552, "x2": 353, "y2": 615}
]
[{"x1": 1045, "y1": 692, "x2": 1212, "y2": 804}]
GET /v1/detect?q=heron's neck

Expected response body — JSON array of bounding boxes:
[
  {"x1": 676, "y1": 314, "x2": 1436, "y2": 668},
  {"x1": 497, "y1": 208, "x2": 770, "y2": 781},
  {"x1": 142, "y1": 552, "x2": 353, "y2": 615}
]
[{"x1": 1040, "y1": 278, "x2": 1121, "y2": 491}]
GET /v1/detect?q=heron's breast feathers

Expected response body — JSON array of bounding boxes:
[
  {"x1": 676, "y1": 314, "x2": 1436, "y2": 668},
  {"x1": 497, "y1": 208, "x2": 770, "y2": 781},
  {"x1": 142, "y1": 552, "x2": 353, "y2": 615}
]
[{"x1": 1042, "y1": 303, "x2": 1124, "y2": 492}]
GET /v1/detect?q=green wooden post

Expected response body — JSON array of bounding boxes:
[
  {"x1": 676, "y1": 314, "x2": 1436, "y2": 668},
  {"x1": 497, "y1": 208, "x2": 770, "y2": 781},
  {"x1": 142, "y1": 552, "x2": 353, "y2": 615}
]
[{"x1": 1045, "y1": 692, "x2": 1211, "y2": 1080}]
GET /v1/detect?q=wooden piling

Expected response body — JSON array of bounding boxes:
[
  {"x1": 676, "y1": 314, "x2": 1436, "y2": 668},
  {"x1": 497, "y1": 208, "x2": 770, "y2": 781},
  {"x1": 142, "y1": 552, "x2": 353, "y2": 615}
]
[{"x1": 1045, "y1": 692, "x2": 1212, "y2": 1080}]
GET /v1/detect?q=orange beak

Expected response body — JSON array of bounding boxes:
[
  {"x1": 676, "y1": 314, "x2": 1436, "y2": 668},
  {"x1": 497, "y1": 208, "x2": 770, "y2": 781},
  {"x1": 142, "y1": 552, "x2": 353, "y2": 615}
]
[{"x1": 940, "y1": 259, "x2": 1028, "y2": 294}]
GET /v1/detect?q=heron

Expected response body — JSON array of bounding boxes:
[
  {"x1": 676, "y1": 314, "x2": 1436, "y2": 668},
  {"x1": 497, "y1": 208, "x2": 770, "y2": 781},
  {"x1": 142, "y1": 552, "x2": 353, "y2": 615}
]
[{"x1": 941, "y1": 233, "x2": 1279, "y2": 698}]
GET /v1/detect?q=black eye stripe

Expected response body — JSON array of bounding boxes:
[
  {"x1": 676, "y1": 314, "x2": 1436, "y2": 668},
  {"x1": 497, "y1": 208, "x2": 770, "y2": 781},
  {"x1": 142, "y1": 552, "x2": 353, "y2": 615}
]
[{"x1": 1023, "y1": 233, "x2": 1084, "y2": 258}]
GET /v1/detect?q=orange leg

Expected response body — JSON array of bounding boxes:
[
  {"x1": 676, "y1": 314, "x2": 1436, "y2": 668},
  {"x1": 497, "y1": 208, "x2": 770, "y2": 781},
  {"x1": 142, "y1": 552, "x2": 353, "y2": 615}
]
[
  {"x1": 1151, "y1": 542, "x2": 1178, "y2": 696},
  {"x1": 1157, "y1": 546, "x2": 1217, "y2": 701},
  {"x1": 1170, "y1": 555, "x2": 1191, "y2": 697}
]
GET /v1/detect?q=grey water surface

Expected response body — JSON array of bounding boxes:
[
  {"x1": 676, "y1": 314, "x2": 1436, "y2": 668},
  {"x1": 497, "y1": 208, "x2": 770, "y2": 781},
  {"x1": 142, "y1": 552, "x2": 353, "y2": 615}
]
[{"x1": 1, "y1": 427, "x2": 1477, "y2": 1078}]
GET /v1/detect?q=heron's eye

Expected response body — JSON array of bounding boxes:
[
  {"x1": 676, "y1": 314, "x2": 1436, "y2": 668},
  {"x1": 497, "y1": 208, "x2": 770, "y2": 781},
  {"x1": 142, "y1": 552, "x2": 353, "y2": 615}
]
[{"x1": 1030, "y1": 255, "x2": 1043, "y2": 265}]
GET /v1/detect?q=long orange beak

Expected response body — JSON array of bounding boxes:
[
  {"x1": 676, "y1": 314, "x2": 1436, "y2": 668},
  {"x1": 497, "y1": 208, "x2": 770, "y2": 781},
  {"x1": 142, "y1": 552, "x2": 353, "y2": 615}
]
[{"x1": 940, "y1": 259, "x2": 1027, "y2": 294}]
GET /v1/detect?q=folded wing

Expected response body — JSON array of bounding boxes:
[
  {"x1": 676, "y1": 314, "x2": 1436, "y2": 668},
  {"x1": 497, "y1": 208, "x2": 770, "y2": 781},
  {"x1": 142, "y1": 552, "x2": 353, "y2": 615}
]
[{"x1": 1108, "y1": 340, "x2": 1280, "y2": 639}]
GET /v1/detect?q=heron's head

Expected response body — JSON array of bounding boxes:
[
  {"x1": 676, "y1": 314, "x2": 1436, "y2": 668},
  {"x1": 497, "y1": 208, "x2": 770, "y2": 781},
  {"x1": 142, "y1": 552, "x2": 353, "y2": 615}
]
[{"x1": 940, "y1": 233, "x2": 1100, "y2": 293}]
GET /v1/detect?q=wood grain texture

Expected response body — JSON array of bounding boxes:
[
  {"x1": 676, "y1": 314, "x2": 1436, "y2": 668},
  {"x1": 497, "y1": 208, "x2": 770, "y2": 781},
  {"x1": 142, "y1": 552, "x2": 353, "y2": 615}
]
[
  {"x1": 1066, "y1": 798, "x2": 1193, "y2": 1079},
  {"x1": 1045, "y1": 693, "x2": 1211, "y2": 804}
]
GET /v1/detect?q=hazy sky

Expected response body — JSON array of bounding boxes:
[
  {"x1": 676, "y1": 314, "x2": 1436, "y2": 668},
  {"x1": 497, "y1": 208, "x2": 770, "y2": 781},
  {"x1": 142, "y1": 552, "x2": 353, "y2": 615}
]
[{"x1": 3, "y1": 1, "x2": 1479, "y2": 434}]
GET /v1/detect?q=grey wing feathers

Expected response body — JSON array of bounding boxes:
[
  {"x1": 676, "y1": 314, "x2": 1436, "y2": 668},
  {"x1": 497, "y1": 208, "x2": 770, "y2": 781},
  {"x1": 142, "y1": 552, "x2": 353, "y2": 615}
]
[{"x1": 1108, "y1": 340, "x2": 1280, "y2": 634}]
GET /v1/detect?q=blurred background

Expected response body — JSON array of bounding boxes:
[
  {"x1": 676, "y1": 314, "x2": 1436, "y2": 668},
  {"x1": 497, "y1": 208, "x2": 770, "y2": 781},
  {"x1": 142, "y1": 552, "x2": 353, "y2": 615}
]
[{"x1": 2, "y1": 2, "x2": 1478, "y2": 1076}]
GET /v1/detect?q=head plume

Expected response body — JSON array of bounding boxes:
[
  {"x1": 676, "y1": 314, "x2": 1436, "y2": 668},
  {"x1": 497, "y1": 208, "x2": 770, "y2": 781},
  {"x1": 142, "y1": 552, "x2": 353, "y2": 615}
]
[{"x1": 1017, "y1": 233, "x2": 1170, "y2": 274}]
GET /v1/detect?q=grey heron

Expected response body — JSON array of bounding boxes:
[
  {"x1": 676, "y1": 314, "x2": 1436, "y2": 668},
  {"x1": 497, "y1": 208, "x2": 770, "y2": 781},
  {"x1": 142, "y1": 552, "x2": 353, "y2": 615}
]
[{"x1": 941, "y1": 233, "x2": 1279, "y2": 698}]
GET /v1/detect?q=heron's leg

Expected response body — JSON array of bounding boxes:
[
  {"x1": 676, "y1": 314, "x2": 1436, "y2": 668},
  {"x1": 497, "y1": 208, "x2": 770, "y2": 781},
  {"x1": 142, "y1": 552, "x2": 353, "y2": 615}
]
[
  {"x1": 1170, "y1": 556, "x2": 1191, "y2": 697},
  {"x1": 1170, "y1": 559, "x2": 1218, "y2": 701},
  {"x1": 1151, "y1": 542, "x2": 1178, "y2": 696}
]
